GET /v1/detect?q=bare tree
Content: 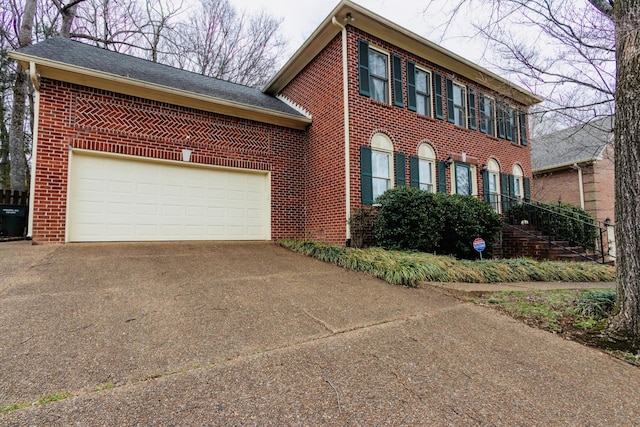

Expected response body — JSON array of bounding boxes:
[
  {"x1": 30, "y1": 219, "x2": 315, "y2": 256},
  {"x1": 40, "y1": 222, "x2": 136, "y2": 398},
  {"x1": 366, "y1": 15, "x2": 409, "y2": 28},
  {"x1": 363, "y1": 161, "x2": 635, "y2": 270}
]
[
  {"x1": 7, "y1": 0, "x2": 36, "y2": 192},
  {"x1": 429, "y1": 0, "x2": 640, "y2": 346},
  {"x1": 169, "y1": 0, "x2": 285, "y2": 88}
]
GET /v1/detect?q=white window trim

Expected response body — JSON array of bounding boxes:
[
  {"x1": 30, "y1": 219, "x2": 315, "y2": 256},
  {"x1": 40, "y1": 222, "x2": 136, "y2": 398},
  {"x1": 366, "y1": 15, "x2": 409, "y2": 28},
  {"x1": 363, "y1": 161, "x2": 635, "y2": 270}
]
[
  {"x1": 480, "y1": 95, "x2": 496, "y2": 137},
  {"x1": 513, "y1": 164, "x2": 525, "y2": 200},
  {"x1": 418, "y1": 143, "x2": 436, "y2": 193},
  {"x1": 449, "y1": 162, "x2": 477, "y2": 196},
  {"x1": 487, "y1": 158, "x2": 501, "y2": 213},
  {"x1": 371, "y1": 133, "x2": 394, "y2": 199},
  {"x1": 415, "y1": 66, "x2": 432, "y2": 117},
  {"x1": 451, "y1": 81, "x2": 467, "y2": 128},
  {"x1": 368, "y1": 46, "x2": 391, "y2": 105}
]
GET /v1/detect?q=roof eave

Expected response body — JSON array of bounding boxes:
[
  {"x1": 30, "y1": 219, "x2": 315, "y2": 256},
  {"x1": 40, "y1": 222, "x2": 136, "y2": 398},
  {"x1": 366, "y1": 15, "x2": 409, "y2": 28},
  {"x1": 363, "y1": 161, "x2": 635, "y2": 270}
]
[
  {"x1": 9, "y1": 52, "x2": 311, "y2": 131},
  {"x1": 264, "y1": 0, "x2": 543, "y2": 107},
  {"x1": 532, "y1": 158, "x2": 596, "y2": 174}
]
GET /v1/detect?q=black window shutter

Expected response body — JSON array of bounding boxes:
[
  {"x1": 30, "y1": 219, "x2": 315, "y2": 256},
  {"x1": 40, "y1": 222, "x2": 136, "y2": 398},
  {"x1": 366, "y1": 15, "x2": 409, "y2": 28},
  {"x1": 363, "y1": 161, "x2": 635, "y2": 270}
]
[
  {"x1": 500, "y1": 173, "x2": 510, "y2": 212},
  {"x1": 409, "y1": 156, "x2": 419, "y2": 188},
  {"x1": 482, "y1": 170, "x2": 490, "y2": 203},
  {"x1": 406, "y1": 61, "x2": 417, "y2": 112},
  {"x1": 519, "y1": 111, "x2": 528, "y2": 146},
  {"x1": 434, "y1": 72, "x2": 444, "y2": 120},
  {"x1": 478, "y1": 93, "x2": 487, "y2": 133},
  {"x1": 392, "y1": 55, "x2": 403, "y2": 107},
  {"x1": 437, "y1": 160, "x2": 447, "y2": 193},
  {"x1": 395, "y1": 152, "x2": 406, "y2": 186},
  {"x1": 446, "y1": 78, "x2": 455, "y2": 124},
  {"x1": 524, "y1": 177, "x2": 531, "y2": 201},
  {"x1": 360, "y1": 146, "x2": 373, "y2": 204},
  {"x1": 468, "y1": 87, "x2": 477, "y2": 130},
  {"x1": 358, "y1": 40, "x2": 371, "y2": 97}
]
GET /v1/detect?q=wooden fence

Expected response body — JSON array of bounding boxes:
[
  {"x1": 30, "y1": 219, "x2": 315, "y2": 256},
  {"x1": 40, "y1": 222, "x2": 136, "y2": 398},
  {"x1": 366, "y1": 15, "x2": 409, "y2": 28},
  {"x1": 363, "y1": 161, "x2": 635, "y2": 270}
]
[{"x1": 0, "y1": 190, "x2": 29, "y2": 205}]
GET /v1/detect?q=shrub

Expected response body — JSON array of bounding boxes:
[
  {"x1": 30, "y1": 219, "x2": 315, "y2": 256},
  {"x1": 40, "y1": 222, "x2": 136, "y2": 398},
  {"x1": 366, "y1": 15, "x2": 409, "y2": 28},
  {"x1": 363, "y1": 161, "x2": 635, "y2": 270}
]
[
  {"x1": 349, "y1": 206, "x2": 378, "y2": 248},
  {"x1": 373, "y1": 187, "x2": 502, "y2": 259},
  {"x1": 506, "y1": 201, "x2": 598, "y2": 248},
  {"x1": 574, "y1": 289, "x2": 617, "y2": 318}
]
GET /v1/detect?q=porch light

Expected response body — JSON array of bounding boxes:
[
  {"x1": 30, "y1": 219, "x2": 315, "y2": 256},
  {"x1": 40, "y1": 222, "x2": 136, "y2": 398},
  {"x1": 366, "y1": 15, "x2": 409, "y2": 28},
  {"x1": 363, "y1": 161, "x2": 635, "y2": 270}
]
[{"x1": 445, "y1": 156, "x2": 454, "y2": 167}]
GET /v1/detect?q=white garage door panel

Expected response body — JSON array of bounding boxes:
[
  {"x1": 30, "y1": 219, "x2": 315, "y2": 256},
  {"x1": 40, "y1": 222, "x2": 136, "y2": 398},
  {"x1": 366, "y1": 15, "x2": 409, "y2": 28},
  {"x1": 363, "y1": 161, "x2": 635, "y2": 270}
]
[{"x1": 68, "y1": 153, "x2": 270, "y2": 242}]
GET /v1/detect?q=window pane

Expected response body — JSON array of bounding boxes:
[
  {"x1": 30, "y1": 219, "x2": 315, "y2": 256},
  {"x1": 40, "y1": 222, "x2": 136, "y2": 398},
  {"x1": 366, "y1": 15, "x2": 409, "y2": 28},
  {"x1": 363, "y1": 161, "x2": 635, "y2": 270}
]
[
  {"x1": 373, "y1": 177, "x2": 388, "y2": 199},
  {"x1": 489, "y1": 173, "x2": 497, "y2": 193},
  {"x1": 456, "y1": 164, "x2": 471, "y2": 195},
  {"x1": 369, "y1": 51, "x2": 387, "y2": 77},
  {"x1": 419, "y1": 159, "x2": 433, "y2": 183},
  {"x1": 416, "y1": 95, "x2": 426, "y2": 115},
  {"x1": 372, "y1": 151, "x2": 390, "y2": 178},
  {"x1": 453, "y1": 85, "x2": 463, "y2": 104},
  {"x1": 370, "y1": 78, "x2": 387, "y2": 103},
  {"x1": 416, "y1": 70, "x2": 427, "y2": 93}
]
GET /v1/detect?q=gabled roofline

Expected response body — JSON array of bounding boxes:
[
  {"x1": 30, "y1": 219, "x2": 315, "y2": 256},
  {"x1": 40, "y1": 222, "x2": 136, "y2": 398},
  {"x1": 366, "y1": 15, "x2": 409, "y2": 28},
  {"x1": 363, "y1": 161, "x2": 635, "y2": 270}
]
[
  {"x1": 9, "y1": 51, "x2": 312, "y2": 131},
  {"x1": 264, "y1": 0, "x2": 543, "y2": 107}
]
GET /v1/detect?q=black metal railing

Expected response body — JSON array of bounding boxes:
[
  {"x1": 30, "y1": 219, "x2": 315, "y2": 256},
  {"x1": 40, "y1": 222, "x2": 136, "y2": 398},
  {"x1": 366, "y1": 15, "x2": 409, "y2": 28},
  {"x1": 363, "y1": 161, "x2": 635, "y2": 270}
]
[{"x1": 499, "y1": 195, "x2": 611, "y2": 264}]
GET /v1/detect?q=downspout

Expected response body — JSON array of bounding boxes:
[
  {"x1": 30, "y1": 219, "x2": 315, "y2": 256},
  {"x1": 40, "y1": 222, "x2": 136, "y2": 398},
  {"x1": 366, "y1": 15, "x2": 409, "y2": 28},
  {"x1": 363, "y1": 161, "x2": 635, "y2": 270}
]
[
  {"x1": 26, "y1": 62, "x2": 41, "y2": 240},
  {"x1": 573, "y1": 163, "x2": 585, "y2": 209},
  {"x1": 332, "y1": 15, "x2": 351, "y2": 246}
]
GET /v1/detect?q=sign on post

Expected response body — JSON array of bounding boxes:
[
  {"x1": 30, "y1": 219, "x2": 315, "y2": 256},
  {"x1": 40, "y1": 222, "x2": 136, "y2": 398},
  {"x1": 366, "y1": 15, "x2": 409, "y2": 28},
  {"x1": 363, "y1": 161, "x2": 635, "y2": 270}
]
[{"x1": 473, "y1": 237, "x2": 486, "y2": 260}]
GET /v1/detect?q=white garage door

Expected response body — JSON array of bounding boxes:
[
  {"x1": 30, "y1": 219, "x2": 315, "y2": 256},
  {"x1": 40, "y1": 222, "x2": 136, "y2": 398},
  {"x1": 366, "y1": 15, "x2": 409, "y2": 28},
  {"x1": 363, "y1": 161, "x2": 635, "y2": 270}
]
[{"x1": 67, "y1": 152, "x2": 270, "y2": 242}]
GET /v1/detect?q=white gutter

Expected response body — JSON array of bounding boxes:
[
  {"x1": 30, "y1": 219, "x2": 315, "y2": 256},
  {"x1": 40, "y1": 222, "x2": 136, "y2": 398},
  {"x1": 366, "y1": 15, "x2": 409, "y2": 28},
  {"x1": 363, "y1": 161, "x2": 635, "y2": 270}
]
[
  {"x1": 26, "y1": 62, "x2": 40, "y2": 240},
  {"x1": 573, "y1": 163, "x2": 585, "y2": 209},
  {"x1": 332, "y1": 15, "x2": 352, "y2": 246}
]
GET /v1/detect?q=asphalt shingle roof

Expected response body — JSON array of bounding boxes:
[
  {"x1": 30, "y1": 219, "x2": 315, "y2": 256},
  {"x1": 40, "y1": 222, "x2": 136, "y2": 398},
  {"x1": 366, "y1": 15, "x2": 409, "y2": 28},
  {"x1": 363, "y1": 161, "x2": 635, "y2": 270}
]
[
  {"x1": 16, "y1": 37, "x2": 304, "y2": 117},
  {"x1": 531, "y1": 116, "x2": 614, "y2": 172}
]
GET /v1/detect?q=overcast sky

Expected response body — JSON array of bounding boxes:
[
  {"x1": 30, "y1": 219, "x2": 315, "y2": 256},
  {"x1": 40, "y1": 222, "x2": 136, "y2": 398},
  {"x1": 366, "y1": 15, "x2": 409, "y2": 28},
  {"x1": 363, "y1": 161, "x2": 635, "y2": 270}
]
[{"x1": 228, "y1": 0, "x2": 487, "y2": 67}]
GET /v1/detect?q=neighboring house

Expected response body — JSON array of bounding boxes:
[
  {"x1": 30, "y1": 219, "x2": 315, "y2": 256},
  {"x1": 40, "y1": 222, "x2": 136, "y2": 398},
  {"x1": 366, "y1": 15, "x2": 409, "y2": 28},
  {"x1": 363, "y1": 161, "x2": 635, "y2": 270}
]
[
  {"x1": 531, "y1": 116, "x2": 614, "y2": 224},
  {"x1": 9, "y1": 0, "x2": 542, "y2": 244}
]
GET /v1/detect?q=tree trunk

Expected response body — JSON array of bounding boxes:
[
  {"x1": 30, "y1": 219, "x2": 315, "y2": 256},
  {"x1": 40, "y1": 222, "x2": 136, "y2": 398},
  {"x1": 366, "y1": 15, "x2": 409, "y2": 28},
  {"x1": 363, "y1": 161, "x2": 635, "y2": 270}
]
[
  {"x1": 608, "y1": 0, "x2": 640, "y2": 346},
  {"x1": 8, "y1": 0, "x2": 37, "y2": 192}
]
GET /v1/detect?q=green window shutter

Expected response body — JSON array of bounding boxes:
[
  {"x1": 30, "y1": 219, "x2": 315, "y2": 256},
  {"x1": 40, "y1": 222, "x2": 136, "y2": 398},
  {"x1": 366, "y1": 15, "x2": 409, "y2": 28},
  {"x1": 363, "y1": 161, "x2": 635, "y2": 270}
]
[
  {"x1": 524, "y1": 177, "x2": 531, "y2": 201},
  {"x1": 392, "y1": 55, "x2": 403, "y2": 107},
  {"x1": 482, "y1": 170, "x2": 490, "y2": 203},
  {"x1": 434, "y1": 72, "x2": 444, "y2": 119},
  {"x1": 446, "y1": 78, "x2": 455, "y2": 124},
  {"x1": 468, "y1": 87, "x2": 477, "y2": 130},
  {"x1": 358, "y1": 40, "x2": 371, "y2": 97},
  {"x1": 395, "y1": 152, "x2": 406, "y2": 186},
  {"x1": 479, "y1": 93, "x2": 487, "y2": 134},
  {"x1": 406, "y1": 61, "x2": 417, "y2": 112},
  {"x1": 500, "y1": 173, "x2": 510, "y2": 212},
  {"x1": 360, "y1": 146, "x2": 373, "y2": 204},
  {"x1": 409, "y1": 156, "x2": 419, "y2": 188},
  {"x1": 437, "y1": 160, "x2": 447, "y2": 193},
  {"x1": 519, "y1": 111, "x2": 528, "y2": 146}
]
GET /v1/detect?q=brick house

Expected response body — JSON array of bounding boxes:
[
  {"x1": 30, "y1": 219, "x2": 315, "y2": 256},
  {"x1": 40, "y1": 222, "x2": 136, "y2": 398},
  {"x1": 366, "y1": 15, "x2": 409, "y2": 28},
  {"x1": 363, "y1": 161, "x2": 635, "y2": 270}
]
[
  {"x1": 531, "y1": 116, "x2": 614, "y2": 224},
  {"x1": 9, "y1": 0, "x2": 541, "y2": 244}
]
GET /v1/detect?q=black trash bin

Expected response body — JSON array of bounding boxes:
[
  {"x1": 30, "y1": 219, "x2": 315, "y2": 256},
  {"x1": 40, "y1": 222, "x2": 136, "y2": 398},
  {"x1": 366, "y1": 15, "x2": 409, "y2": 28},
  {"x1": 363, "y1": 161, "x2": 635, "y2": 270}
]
[{"x1": 0, "y1": 204, "x2": 27, "y2": 237}]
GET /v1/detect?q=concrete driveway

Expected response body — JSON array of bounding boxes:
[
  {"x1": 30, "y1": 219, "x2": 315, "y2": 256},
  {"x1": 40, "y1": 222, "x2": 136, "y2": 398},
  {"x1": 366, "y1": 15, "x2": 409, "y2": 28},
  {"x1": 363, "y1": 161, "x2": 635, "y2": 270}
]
[{"x1": 1, "y1": 241, "x2": 638, "y2": 425}]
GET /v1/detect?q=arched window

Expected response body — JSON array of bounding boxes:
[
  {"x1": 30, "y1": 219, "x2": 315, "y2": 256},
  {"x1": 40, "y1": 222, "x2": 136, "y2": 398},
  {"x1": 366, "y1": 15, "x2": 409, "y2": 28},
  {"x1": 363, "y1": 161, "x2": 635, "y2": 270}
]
[
  {"x1": 417, "y1": 143, "x2": 436, "y2": 193},
  {"x1": 484, "y1": 159, "x2": 501, "y2": 212},
  {"x1": 512, "y1": 164, "x2": 525, "y2": 202},
  {"x1": 371, "y1": 133, "x2": 394, "y2": 200}
]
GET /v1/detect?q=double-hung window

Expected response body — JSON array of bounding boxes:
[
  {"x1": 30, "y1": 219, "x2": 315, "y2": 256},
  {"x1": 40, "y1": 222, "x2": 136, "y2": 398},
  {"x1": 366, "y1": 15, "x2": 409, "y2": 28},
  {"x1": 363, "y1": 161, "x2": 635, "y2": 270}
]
[
  {"x1": 479, "y1": 94, "x2": 496, "y2": 137},
  {"x1": 372, "y1": 150, "x2": 392, "y2": 199},
  {"x1": 415, "y1": 68, "x2": 432, "y2": 117},
  {"x1": 369, "y1": 48, "x2": 389, "y2": 104},
  {"x1": 358, "y1": 40, "x2": 390, "y2": 104},
  {"x1": 360, "y1": 133, "x2": 395, "y2": 204},
  {"x1": 447, "y1": 78, "x2": 466, "y2": 127},
  {"x1": 482, "y1": 159, "x2": 501, "y2": 212}
]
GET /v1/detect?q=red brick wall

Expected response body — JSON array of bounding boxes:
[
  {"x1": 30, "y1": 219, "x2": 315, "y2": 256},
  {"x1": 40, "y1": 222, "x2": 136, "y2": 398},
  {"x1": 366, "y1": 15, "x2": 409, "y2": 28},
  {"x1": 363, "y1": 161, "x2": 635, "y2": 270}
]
[
  {"x1": 280, "y1": 35, "x2": 347, "y2": 243},
  {"x1": 533, "y1": 169, "x2": 581, "y2": 207},
  {"x1": 280, "y1": 27, "x2": 534, "y2": 245},
  {"x1": 32, "y1": 79, "x2": 306, "y2": 242},
  {"x1": 592, "y1": 143, "x2": 615, "y2": 223}
]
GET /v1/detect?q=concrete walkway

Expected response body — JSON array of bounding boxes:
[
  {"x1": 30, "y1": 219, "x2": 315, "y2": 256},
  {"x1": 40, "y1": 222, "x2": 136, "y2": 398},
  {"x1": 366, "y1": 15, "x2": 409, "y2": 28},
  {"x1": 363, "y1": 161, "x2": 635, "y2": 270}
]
[{"x1": 0, "y1": 241, "x2": 636, "y2": 425}]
